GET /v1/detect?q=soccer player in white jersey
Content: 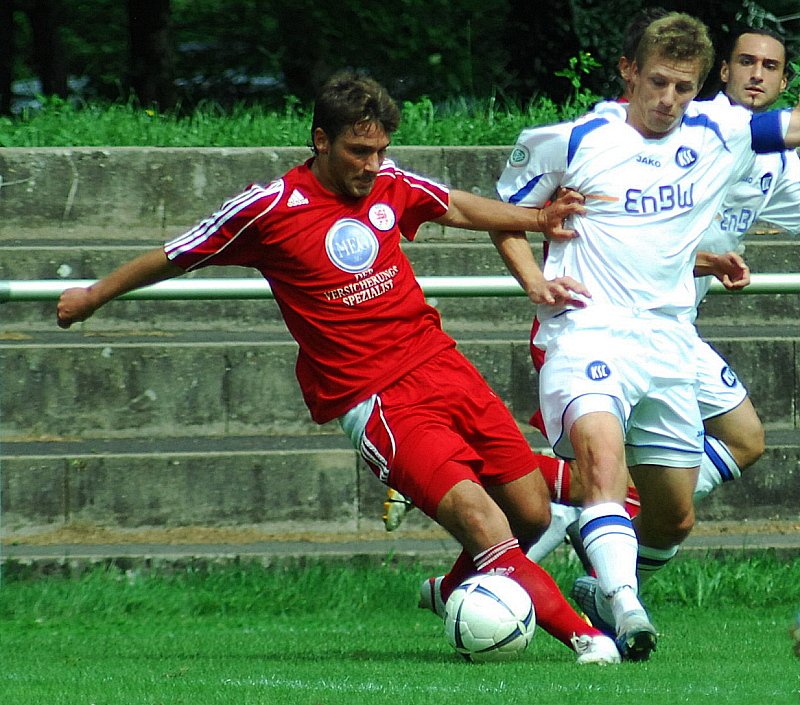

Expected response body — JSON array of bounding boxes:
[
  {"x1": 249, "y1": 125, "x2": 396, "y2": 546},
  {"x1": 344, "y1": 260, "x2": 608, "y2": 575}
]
[
  {"x1": 571, "y1": 22, "x2": 800, "y2": 634},
  {"x1": 492, "y1": 12, "x2": 800, "y2": 660},
  {"x1": 56, "y1": 71, "x2": 623, "y2": 664},
  {"x1": 691, "y1": 27, "x2": 800, "y2": 491}
]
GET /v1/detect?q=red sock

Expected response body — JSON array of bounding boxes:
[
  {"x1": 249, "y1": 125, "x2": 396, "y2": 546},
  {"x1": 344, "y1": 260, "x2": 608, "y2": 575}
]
[
  {"x1": 535, "y1": 454, "x2": 571, "y2": 504},
  {"x1": 625, "y1": 485, "x2": 641, "y2": 518},
  {"x1": 474, "y1": 538, "x2": 602, "y2": 649},
  {"x1": 441, "y1": 550, "x2": 476, "y2": 603}
]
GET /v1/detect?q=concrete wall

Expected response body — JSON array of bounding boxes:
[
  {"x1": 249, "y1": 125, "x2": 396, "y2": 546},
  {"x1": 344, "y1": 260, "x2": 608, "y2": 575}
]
[{"x1": 2, "y1": 147, "x2": 799, "y2": 535}]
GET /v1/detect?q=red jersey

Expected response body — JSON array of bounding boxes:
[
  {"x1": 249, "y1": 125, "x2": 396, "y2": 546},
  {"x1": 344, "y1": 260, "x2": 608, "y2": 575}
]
[{"x1": 165, "y1": 158, "x2": 455, "y2": 424}]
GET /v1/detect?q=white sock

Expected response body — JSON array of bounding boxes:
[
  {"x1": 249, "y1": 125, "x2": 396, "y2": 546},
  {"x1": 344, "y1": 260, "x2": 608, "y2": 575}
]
[
  {"x1": 637, "y1": 544, "x2": 679, "y2": 586},
  {"x1": 579, "y1": 502, "x2": 639, "y2": 598},
  {"x1": 526, "y1": 502, "x2": 581, "y2": 562},
  {"x1": 694, "y1": 436, "x2": 742, "y2": 502}
]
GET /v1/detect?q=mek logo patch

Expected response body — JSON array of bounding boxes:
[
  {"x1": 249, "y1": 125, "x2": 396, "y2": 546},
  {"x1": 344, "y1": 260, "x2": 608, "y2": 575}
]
[{"x1": 325, "y1": 218, "x2": 379, "y2": 273}]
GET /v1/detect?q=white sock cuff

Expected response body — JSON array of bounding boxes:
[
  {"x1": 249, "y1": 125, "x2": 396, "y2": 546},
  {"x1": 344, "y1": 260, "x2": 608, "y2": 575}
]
[
  {"x1": 474, "y1": 537, "x2": 519, "y2": 571},
  {"x1": 579, "y1": 503, "x2": 636, "y2": 550},
  {"x1": 579, "y1": 502, "x2": 632, "y2": 529},
  {"x1": 695, "y1": 436, "x2": 742, "y2": 501},
  {"x1": 703, "y1": 436, "x2": 742, "y2": 482},
  {"x1": 637, "y1": 544, "x2": 679, "y2": 580},
  {"x1": 638, "y1": 544, "x2": 678, "y2": 562}
]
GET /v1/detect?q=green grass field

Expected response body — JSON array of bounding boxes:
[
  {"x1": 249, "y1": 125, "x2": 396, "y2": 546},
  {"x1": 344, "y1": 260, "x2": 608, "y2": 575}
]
[{"x1": 1, "y1": 552, "x2": 799, "y2": 705}]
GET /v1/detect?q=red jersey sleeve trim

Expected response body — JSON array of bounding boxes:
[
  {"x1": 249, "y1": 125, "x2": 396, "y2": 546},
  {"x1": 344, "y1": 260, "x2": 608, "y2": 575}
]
[{"x1": 165, "y1": 180, "x2": 285, "y2": 270}]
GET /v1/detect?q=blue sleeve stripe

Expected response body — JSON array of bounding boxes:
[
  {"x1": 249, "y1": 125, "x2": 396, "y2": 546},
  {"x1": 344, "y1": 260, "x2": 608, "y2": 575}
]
[
  {"x1": 567, "y1": 117, "x2": 608, "y2": 166},
  {"x1": 509, "y1": 173, "x2": 545, "y2": 204},
  {"x1": 751, "y1": 110, "x2": 787, "y2": 153},
  {"x1": 682, "y1": 113, "x2": 729, "y2": 151}
]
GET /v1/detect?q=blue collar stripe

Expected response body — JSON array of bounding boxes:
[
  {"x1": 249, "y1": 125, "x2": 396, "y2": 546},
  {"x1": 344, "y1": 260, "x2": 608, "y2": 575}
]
[
  {"x1": 567, "y1": 117, "x2": 608, "y2": 166},
  {"x1": 681, "y1": 113, "x2": 729, "y2": 151}
]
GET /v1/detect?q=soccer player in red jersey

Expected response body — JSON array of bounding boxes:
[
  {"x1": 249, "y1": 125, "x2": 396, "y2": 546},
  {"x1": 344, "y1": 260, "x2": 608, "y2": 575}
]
[{"x1": 56, "y1": 71, "x2": 620, "y2": 664}]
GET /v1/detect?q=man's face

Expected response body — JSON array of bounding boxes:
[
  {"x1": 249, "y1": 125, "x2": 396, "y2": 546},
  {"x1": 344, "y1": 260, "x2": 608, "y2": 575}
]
[
  {"x1": 721, "y1": 33, "x2": 787, "y2": 112},
  {"x1": 312, "y1": 122, "x2": 389, "y2": 198},
  {"x1": 627, "y1": 53, "x2": 703, "y2": 138}
]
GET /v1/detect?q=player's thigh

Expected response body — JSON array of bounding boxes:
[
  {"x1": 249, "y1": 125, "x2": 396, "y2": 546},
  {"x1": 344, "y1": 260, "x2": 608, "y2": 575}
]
[
  {"x1": 435, "y1": 477, "x2": 513, "y2": 555},
  {"x1": 568, "y1": 411, "x2": 630, "y2": 501},
  {"x1": 485, "y1": 470, "x2": 551, "y2": 543},
  {"x1": 539, "y1": 330, "x2": 637, "y2": 460},
  {"x1": 703, "y1": 397, "x2": 765, "y2": 467}
]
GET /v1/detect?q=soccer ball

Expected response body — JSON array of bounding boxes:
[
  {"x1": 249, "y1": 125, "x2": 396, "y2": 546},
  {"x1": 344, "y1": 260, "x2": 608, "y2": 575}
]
[{"x1": 443, "y1": 573, "x2": 536, "y2": 662}]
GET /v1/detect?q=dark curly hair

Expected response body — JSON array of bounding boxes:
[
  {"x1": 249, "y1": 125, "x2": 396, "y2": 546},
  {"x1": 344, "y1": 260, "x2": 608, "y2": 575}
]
[{"x1": 310, "y1": 71, "x2": 401, "y2": 154}]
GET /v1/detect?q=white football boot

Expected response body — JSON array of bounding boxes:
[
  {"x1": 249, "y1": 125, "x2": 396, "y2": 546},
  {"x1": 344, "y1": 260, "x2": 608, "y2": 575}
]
[{"x1": 571, "y1": 634, "x2": 621, "y2": 665}]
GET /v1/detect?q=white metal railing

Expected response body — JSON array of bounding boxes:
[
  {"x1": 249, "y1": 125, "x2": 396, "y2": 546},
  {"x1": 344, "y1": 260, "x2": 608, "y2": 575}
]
[{"x1": 2, "y1": 273, "x2": 800, "y2": 303}]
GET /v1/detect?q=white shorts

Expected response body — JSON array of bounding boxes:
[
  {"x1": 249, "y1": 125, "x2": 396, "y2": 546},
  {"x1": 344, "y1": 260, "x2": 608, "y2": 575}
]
[
  {"x1": 537, "y1": 309, "x2": 703, "y2": 468},
  {"x1": 695, "y1": 338, "x2": 748, "y2": 420}
]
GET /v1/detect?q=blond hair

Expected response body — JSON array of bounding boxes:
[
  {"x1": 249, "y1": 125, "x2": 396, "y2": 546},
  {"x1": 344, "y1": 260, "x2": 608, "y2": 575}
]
[{"x1": 635, "y1": 13, "x2": 715, "y2": 84}]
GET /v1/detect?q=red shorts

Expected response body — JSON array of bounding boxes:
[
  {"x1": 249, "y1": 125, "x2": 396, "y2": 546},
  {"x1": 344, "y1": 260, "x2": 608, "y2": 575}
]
[
  {"x1": 529, "y1": 316, "x2": 548, "y2": 437},
  {"x1": 530, "y1": 315, "x2": 545, "y2": 372},
  {"x1": 359, "y1": 348, "x2": 537, "y2": 518}
]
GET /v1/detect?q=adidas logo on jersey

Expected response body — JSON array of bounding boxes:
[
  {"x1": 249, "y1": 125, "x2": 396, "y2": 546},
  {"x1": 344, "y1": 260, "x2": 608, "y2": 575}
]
[{"x1": 287, "y1": 189, "x2": 309, "y2": 207}]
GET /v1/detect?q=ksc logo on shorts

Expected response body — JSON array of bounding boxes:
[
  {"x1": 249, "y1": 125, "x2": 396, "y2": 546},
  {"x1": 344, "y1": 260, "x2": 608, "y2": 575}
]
[
  {"x1": 325, "y1": 218, "x2": 379, "y2": 273},
  {"x1": 586, "y1": 360, "x2": 611, "y2": 381},
  {"x1": 720, "y1": 366, "x2": 739, "y2": 388},
  {"x1": 675, "y1": 146, "x2": 698, "y2": 169}
]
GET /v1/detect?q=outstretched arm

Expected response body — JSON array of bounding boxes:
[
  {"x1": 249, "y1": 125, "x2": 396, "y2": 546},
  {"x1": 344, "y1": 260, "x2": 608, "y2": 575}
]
[
  {"x1": 436, "y1": 189, "x2": 585, "y2": 236},
  {"x1": 57, "y1": 247, "x2": 184, "y2": 328},
  {"x1": 489, "y1": 229, "x2": 590, "y2": 307}
]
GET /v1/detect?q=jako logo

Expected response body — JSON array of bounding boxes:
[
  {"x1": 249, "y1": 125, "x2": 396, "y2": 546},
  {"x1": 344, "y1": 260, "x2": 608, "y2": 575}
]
[
  {"x1": 675, "y1": 146, "x2": 698, "y2": 168},
  {"x1": 586, "y1": 360, "x2": 611, "y2": 381}
]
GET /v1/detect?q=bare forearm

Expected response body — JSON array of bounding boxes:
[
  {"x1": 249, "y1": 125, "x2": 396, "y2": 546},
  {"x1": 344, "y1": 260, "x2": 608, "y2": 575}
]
[
  {"x1": 89, "y1": 248, "x2": 182, "y2": 303},
  {"x1": 489, "y1": 229, "x2": 591, "y2": 307},
  {"x1": 489, "y1": 230, "x2": 546, "y2": 296},
  {"x1": 440, "y1": 190, "x2": 547, "y2": 232},
  {"x1": 57, "y1": 247, "x2": 183, "y2": 328},
  {"x1": 693, "y1": 250, "x2": 717, "y2": 277},
  {"x1": 693, "y1": 250, "x2": 750, "y2": 290}
]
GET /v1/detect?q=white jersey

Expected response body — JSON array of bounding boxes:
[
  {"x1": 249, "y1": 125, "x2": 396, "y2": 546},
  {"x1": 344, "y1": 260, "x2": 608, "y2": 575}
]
[
  {"x1": 497, "y1": 99, "x2": 787, "y2": 337},
  {"x1": 693, "y1": 93, "x2": 800, "y2": 307}
]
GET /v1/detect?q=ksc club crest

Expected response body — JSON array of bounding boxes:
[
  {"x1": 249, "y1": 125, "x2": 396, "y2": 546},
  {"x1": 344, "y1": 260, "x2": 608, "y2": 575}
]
[
  {"x1": 586, "y1": 360, "x2": 611, "y2": 381},
  {"x1": 325, "y1": 218, "x2": 379, "y2": 273},
  {"x1": 675, "y1": 146, "x2": 698, "y2": 169},
  {"x1": 720, "y1": 366, "x2": 739, "y2": 388}
]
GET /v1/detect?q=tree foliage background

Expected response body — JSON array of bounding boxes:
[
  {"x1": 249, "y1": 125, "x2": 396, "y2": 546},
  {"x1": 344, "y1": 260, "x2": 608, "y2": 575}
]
[{"x1": 2, "y1": 0, "x2": 799, "y2": 115}]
